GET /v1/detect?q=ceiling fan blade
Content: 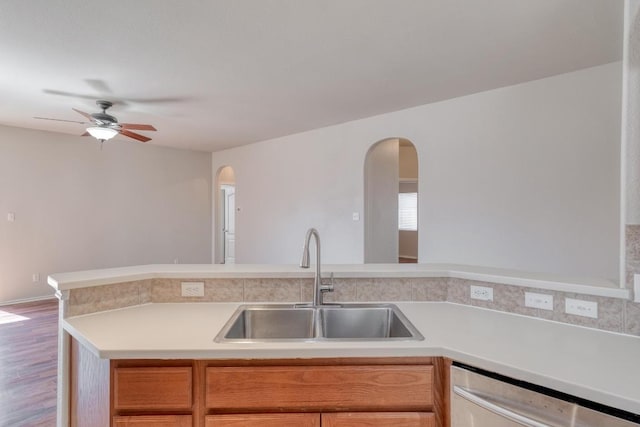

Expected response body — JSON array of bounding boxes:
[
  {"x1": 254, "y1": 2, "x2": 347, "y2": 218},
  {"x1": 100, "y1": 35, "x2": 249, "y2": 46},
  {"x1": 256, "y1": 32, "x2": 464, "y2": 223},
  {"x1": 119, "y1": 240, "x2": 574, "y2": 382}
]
[
  {"x1": 44, "y1": 89, "x2": 101, "y2": 100},
  {"x1": 33, "y1": 116, "x2": 88, "y2": 124},
  {"x1": 84, "y1": 79, "x2": 112, "y2": 94},
  {"x1": 72, "y1": 108, "x2": 93, "y2": 121},
  {"x1": 123, "y1": 96, "x2": 192, "y2": 104},
  {"x1": 120, "y1": 123, "x2": 157, "y2": 131},
  {"x1": 120, "y1": 129, "x2": 151, "y2": 143}
]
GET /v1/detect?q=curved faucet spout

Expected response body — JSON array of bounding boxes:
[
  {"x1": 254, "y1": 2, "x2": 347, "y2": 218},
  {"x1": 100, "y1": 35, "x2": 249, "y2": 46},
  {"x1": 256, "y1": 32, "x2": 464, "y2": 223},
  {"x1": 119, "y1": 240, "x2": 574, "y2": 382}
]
[
  {"x1": 300, "y1": 228, "x2": 332, "y2": 306},
  {"x1": 300, "y1": 228, "x2": 319, "y2": 269}
]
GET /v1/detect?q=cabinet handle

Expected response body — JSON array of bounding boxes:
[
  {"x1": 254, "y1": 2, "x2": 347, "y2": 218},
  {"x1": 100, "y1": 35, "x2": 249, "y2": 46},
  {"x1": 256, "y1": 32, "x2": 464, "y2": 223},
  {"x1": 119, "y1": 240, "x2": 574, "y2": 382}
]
[{"x1": 453, "y1": 385, "x2": 551, "y2": 427}]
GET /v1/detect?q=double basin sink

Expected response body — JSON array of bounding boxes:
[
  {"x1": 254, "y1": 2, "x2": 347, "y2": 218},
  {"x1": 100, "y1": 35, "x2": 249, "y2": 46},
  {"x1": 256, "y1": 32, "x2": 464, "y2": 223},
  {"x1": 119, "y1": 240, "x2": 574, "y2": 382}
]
[{"x1": 215, "y1": 303, "x2": 424, "y2": 342}]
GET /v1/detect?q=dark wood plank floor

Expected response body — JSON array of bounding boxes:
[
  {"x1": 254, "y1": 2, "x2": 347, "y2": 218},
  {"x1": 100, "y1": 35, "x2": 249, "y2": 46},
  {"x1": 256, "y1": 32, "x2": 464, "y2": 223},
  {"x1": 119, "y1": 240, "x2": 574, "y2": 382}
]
[{"x1": 0, "y1": 299, "x2": 58, "y2": 427}]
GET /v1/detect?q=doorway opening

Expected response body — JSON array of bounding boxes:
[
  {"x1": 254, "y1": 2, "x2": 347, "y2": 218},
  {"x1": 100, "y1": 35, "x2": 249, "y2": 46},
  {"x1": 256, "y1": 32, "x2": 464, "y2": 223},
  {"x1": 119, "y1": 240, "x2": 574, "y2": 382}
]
[
  {"x1": 364, "y1": 138, "x2": 418, "y2": 263},
  {"x1": 215, "y1": 166, "x2": 236, "y2": 264}
]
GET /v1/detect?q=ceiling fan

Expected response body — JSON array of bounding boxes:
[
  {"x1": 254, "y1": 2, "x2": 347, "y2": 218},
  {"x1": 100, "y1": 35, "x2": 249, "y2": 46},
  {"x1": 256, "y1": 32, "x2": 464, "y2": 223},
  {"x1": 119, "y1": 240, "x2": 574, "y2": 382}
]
[{"x1": 34, "y1": 100, "x2": 157, "y2": 143}]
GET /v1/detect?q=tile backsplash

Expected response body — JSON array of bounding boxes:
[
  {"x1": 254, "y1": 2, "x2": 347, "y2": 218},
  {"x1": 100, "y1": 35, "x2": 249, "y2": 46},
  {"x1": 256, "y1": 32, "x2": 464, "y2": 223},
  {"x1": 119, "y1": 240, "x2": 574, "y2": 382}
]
[{"x1": 64, "y1": 275, "x2": 639, "y2": 336}]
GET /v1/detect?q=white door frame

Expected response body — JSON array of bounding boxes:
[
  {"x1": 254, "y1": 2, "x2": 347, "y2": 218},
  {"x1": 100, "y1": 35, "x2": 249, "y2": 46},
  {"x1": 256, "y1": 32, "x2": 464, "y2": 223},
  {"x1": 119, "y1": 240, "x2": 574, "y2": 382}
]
[{"x1": 221, "y1": 185, "x2": 236, "y2": 264}]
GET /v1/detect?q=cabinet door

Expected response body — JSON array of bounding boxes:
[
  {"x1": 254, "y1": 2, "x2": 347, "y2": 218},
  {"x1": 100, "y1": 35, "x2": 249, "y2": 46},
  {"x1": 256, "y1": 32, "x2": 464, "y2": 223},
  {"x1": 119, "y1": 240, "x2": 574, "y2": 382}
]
[
  {"x1": 205, "y1": 413, "x2": 320, "y2": 427},
  {"x1": 113, "y1": 415, "x2": 192, "y2": 427},
  {"x1": 206, "y1": 365, "x2": 432, "y2": 411},
  {"x1": 113, "y1": 367, "x2": 192, "y2": 410},
  {"x1": 322, "y1": 412, "x2": 435, "y2": 427}
]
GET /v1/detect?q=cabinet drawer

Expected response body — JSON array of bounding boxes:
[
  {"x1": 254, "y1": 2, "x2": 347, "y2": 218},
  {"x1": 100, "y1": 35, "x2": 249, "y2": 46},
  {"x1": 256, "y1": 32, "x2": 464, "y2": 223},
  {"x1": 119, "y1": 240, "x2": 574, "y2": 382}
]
[
  {"x1": 113, "y1": 415, "x2": 192, "y2": 427},
  {"x1": 114, "y1": 367, "x2": 192, "y2": 410},
  {"x1": 206, "y1": 413, "x2": 320, "y2": 427},
  {"x1": 322, "y1": 412, "x2": 435, "y2": 427},
  {"x1": 206, "y1": 365, "x2": 433, "y2": 411}
]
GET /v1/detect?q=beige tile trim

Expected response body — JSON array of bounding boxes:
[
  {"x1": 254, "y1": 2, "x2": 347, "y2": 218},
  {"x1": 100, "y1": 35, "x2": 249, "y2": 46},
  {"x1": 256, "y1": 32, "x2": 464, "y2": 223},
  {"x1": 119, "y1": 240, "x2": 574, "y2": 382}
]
[{"x1": 65, "y1": 276, "x2": 638, "y2": 336}]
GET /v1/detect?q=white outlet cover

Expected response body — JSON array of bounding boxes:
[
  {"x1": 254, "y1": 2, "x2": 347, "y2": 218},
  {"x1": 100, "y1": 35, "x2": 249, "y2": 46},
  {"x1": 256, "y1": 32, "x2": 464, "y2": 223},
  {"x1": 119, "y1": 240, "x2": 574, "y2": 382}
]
[
  {"x1": 181, "y1": 282, "x2": 204, "y2": 297},
  {"x1": 7, "y1": 212, "x2": 15, "y2": 222},
  {"x1": 565, "y1": 298, "x2": 598, "y2": 319},
  {"x1": 352, "y1": 212, "x2": 360, "y2": 221},
  {"x1": 524, "y1": 292, "x2": 553, "y2": 310},
  {"x1": 470, "y1": 285, "x2": 493, "y2": 301}
]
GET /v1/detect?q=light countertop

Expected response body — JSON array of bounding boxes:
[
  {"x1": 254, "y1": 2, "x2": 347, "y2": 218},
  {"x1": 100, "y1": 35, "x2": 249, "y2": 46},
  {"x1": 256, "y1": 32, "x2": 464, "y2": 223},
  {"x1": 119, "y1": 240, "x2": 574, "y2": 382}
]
[{"x1": 63, "y1": 301, "x2": 640, "y2": 415}]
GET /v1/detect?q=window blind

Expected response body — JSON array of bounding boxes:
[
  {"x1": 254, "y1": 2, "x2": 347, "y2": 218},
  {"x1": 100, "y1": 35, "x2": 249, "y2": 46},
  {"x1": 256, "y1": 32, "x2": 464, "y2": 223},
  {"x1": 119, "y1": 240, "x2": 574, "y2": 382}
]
[{"x1": 398, "y1": 192, "x2": 417, "y2": 231}]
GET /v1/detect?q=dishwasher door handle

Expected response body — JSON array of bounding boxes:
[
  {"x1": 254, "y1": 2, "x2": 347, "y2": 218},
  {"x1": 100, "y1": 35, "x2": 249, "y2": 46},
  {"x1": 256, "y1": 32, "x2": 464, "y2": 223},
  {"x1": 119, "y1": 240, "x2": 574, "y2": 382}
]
[{"x1": 453, "y1": 385, "x2": 552, "y2": 427}]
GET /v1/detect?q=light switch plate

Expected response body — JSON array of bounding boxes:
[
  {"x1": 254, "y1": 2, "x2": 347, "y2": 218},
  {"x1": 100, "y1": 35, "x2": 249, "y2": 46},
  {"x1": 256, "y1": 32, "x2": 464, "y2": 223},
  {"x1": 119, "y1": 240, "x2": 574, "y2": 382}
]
[
  {"x1": 565, "y1": 298, "x2": 597, "y2": 319},
  {"x1": 181, "y1": 282, "x2": 204, "y2": 297},
  {"x1": 525, "y1": 292, "x2": 553, "y2": 310},
  {"x1": 7, "y1": 212, "x2": 15, "y2": 222}
]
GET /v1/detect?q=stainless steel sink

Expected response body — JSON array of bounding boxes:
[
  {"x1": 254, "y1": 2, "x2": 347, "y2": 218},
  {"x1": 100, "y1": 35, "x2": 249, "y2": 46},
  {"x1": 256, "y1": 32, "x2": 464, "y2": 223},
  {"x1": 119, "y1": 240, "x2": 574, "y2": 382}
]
[
  {"x1": 220, "y1": 305, "x2": 316, "y2": 340},
  {"x1": 319, "y1": 305, "x2": 420, "y2": 339},
  {"x1": 214, "y1": 303, "x2": 423, "y2": 342}
]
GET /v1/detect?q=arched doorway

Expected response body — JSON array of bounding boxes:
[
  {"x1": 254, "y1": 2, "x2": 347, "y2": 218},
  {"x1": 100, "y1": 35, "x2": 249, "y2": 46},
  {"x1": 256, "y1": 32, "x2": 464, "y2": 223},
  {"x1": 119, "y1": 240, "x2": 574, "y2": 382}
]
[
  {"x1": 364, "y1": 138, "x2": 418, "y2": 263},
  {"x1": 215, "y1": 166, "x2": 236, "y2": 264}
]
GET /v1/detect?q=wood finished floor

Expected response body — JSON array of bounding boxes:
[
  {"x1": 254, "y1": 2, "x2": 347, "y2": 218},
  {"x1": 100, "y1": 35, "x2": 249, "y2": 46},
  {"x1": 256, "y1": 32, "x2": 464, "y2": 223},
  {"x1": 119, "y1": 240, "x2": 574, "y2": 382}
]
[{"x1": 0, "y1": 299, "x2": 58, "y2": 427}]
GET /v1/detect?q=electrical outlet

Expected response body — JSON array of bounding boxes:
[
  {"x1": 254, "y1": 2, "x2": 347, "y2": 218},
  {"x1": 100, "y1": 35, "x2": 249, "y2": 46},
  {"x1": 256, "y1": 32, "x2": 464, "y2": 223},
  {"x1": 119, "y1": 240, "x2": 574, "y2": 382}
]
[
  {"x1": 470, "y1": 285, "x2": 493, "y2": 301},
  {"x1": 525, "y1": 292, "x2": 553, "y2": 310},
  {"x1": 181, "y1": 282, "x2": 204, "y2": 297},
  {"x1": 32, "y1": 273, "x2": 40, "y2": 283},
  {"x1": 7, "y1": 212, "x2": 15, "y2": 222},
  {"x1": 565, "y1": 298, "x2": 598, "y2": 319}
]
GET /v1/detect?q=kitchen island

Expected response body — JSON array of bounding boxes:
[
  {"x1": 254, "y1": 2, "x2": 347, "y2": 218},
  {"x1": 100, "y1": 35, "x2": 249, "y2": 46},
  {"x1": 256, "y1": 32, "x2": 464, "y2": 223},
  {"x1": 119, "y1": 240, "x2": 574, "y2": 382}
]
[{"x1": 49, "y1": 264, "x2": 640, "y2": 426}]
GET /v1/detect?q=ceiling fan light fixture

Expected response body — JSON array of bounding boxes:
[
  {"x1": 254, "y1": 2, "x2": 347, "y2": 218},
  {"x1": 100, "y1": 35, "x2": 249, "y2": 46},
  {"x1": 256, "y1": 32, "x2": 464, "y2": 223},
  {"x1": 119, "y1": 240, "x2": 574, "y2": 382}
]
[{"x1": 86, "y1": 126, "x2": 118, "y2": 141}]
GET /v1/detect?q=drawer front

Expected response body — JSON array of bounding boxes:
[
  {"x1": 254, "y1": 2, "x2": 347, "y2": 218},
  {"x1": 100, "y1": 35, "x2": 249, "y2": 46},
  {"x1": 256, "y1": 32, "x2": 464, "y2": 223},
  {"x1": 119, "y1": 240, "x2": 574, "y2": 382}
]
[
  {"x1": 114, "y1": 367, "x2": 192, "y2": 410},
  {"x1": 206, "y1": 413, "x2": 321, "y2": 427},
  {"x1": 206, "y1": 365, "x2": 433, "y2": 411},
  {"x1": 322, "y1": 412, "x2": 435, "y2": 427},
  {"x1": 113, "y1": 415, "x2": 192, "y2": 427}
]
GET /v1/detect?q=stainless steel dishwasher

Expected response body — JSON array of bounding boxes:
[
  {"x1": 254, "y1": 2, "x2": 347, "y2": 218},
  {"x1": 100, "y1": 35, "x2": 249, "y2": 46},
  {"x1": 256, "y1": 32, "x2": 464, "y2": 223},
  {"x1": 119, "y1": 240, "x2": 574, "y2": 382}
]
[{"x1": 451, "y1": 363, "x2": 640, "y2": 427}]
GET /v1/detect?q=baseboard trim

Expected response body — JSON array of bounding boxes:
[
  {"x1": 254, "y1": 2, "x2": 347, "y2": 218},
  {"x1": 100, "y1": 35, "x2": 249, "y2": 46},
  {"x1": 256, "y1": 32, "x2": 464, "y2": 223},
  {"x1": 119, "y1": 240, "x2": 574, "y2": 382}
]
[{"x1": 0, "y1": 294, "x2": 57, "y2": 307}]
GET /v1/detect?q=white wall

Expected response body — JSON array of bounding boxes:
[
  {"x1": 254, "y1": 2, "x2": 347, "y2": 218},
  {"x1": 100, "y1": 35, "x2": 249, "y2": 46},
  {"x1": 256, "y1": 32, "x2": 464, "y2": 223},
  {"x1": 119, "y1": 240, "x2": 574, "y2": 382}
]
[
  {"x1": 624, "y1": 0, "x2": 640, "y2": 225},
  {"x1": 0, "y1": 125, "x2": 212, "y2": 303},
  {"x1": 212, "y1": 62, "x2": 621, "y2": 281},
  {"x1": 364, "y1": 138, "x2": 399, "y2": 263}
]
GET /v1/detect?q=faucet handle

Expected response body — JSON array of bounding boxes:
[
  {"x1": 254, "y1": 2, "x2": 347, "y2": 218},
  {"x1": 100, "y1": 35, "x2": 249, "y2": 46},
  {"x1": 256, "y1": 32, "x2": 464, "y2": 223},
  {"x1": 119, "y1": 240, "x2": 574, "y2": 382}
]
[{"x1": 321, "y1": 272, "x2": 335, "y2": 293}]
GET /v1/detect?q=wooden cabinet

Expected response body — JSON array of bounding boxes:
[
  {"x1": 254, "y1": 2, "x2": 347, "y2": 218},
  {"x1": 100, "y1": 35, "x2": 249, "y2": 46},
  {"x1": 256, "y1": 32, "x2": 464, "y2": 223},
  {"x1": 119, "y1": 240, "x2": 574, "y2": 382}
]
[
  {"x1": 203, "y1": 360, "x2": 443, "y2": 426},
  {"x1": 108, "y1": 363, "x2": 195, "y2": 427},
  {"x1": 206, "y1": 365, "x2": 433, "y2": 412},
  {"x1": 113, "y1": 415, "x2": 192, "y2": 427},
  {"x1": 205, "y1": 412, "x2": 432, "y2": 427},
  {"x1": 68, "y1": 338, "x2": 447, "y2": 427},
  {"x1": 206, "y1": 413, "x2": 320, "y2": 426},
  {"x1": 113, "y1": 367, "x2": 193, "y2": 411},
  {"x1": 322, "y1": 412, "x2": 435, "y2": 427}
]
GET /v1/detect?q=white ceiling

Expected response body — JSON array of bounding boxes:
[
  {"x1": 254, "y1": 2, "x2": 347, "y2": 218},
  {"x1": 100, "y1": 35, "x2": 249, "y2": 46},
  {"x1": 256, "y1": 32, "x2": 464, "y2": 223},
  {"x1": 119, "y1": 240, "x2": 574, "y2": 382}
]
[{"x1": 0, "y1": 0, "x2": 623, "y2": 152}]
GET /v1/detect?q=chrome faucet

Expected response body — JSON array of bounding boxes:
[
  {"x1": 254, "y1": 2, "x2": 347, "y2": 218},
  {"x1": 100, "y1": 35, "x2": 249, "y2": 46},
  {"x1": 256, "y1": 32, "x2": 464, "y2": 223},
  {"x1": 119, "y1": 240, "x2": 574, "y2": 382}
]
[{"x1": 300, "y1": 228, "x2": 334, "y2": 306}]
